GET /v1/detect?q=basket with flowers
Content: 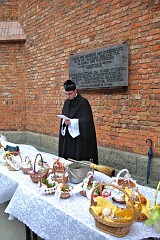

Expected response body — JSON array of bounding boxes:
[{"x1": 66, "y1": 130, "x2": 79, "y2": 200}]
[
  {"x1": 39, "y1": 172, "x2": 58, "y2": 195},
  {"x1": 56, "y1": 172, "x2": 73, "y2": 199}
]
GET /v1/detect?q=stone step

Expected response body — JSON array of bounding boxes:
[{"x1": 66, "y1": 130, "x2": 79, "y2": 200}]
[{"x1": 131, "y1": 174, "x2": 158, "y2": 189}]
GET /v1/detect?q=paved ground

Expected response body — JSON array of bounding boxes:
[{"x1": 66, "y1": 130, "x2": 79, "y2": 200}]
[
  {"x1": 0, "y1": 201, "x2": 43, "y2": 240},
  {"x1": 0, "y1": 201, "x2": 26, "y2": 240}
]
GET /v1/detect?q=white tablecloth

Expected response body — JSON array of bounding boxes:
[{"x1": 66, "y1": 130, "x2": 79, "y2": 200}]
[{"x1": 0, "y1": 139, "x2": 160, "y2": 240}]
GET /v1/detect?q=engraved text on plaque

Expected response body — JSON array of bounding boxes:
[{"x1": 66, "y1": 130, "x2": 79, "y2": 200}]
[{"x1": 69, "y1": 43, "x2": 128, "y2": 89}]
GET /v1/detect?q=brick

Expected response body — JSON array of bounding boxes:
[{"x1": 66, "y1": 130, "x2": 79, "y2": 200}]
[{"x1": 152, "y1": 44, "x2": 160, "y2": 51}]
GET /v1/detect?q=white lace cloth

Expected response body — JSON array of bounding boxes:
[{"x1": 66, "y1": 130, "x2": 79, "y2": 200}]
[{"x1": 0, "y1": 141, "x2": 160, "y2": 240}]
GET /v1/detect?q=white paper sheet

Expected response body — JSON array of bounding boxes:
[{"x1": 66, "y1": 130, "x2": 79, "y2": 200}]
[{"x1": 56, "y1": 115, "x2": 70, "y2": 120}]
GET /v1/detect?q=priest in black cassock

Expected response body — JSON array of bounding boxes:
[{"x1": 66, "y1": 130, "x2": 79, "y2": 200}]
[{"x1": 58, "y1": 80, "x2": 98, "y2": 164}]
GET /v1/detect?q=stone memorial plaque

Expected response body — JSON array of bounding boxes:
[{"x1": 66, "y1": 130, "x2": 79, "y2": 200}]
[{"x1": 69, "y1": 43, "x2": 128, "y2": 89}]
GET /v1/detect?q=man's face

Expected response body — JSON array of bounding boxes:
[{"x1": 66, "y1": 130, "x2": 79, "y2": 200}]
[{"x1": 65, "y1": 89, "x2": 76, "y2": 100}]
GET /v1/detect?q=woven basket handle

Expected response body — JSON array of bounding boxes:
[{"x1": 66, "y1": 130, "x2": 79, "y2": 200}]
[
  {"x1": 25, "y1": 156, "x2": 30, "y2": 162},
  {"x1": 90, "y1": 183, "x2": 136, "y2": 221},
  {"x1": 115, "y1": 169, "x2": 130, "y2": 185},
  {"x1": 34, "y1": 153, "x2": 43, "y2": 173},
  {"x1": 53, "y1": 158, "x2": 65, "y2": 169},
  {"x1": 24, "y1": 156, "x2": 32, "y2": 167},
  {"x1": 154, "y1": 181, "x2": 160, "y2": 207},
  {"x1": 18, "y1": 153, "x2": 23, "y2": 162},
  {"x1": 53, "y1": 159, "x2": 58, "y2": 169}
]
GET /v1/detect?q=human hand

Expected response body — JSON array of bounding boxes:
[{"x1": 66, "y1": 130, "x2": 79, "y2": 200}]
[{"x1": 65, "y1": 119, "x2": 70, "y2": 125}]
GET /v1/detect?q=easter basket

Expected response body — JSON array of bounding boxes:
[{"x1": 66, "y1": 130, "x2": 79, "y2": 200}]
[
  {"x1": 6, "y1": 154, "x2": 22, "y2": 171},
  {"x1": 39, "y1": 171, "x2": 59, "y2": 195},
  {"x1": 145, "y1": 181, "x2": 160, "y2": 233},
  {"x1": 59, "y1": 184, "x2": 73, "y2": 199},
  {"x1": 111, "y1": 169, "x2": 147, "y2": 222},
  {"x1": 125, "y1": 189, "x2": 148, "y2": 222},
  {"x1": 112, "y1": 169, "x2": 137, "y2": 190},
  {"x1": 49, "y1": 160, "x2": 68, "y2": 184},
  {"x1": 21, "y1": 156, "x2": 33, "y2": 174},
  {"x1": 29, "y1": 153, "x2": 49, "y2": 183},
  {"x1": 89, "y1": 183, "x2": 136, "y2": 237}
]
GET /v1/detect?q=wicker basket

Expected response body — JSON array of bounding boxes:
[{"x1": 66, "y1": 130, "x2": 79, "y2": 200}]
[
  {"x1": 60, "y1": 186, "x2": 73, "y2": 199},
  {"x1": 6, "y1": 154, "x2": 22, "y2": 171},
  {"x1": 39, "y1": 170, "x2": 59, "y2": 195},
  {"x1": 89, "y1": 183, "x2": 135, "y2": 237},
  {"x1": 48, "y1": 160, "x2": 68, "y2": 184},
  {"x1": 112, "y1": 169, "x2": 137, "y2": 189},
  {"x1": 21, "y1": 156, "x2": 33, "y2": 174},
  {"x1": 126, "y1": 190, "x2": 147, "y2": 222},
  {"x1": 58, "y1": 184, "x2": 73, "y2": 199},
  {"x1": 29, "y1": 153, "x2": 49, "y2": 183},
  {"x1": 135, "y1": 196, "x2": 147, "y2": 222},
  {"x1": 6, "y1": 161, "x2": 20, "y2": 171},
  {"x1": 112, "y1": 170, "x2": 146, "y2": 222}
]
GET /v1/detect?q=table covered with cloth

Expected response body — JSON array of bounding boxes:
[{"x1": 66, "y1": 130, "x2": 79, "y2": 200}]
[{"x1": 0, "y1": 139, "x2": 160, "y2": 240}]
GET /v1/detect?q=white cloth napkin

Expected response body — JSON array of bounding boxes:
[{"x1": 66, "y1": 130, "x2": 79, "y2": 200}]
[
  {"x1": 68, "y1": 119, "x2": 80, "y2": 138},
  {"x1": 61, "y1": 119, "x2": 80, "y2": 138}
]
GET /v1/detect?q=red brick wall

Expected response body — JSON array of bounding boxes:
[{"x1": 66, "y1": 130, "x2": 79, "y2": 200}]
[
  {"x1": 0, "y1": 43, "x2": 26, "y2": 130},
  {"x1": 0, "y1": 0, "x2": 160, "y2": 156},
  {"x1": 0, "y1": 0, "x2": 18, "y2": 21},
  {"x1": 0, "y1": 1, "x2": 26, "y2": 130}
]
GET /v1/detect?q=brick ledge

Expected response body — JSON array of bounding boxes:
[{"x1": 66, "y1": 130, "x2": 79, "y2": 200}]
[{"x1": 0, "y1": 21, "x2": 26, "y2": 42}]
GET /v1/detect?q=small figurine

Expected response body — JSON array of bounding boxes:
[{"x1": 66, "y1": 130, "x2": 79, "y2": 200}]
[
  {"x1": 81, "y1": 171, "x2": 97, "y2": 198},
  {"x1": 102, "y1": 207, "x2": 114, "y2": 220},
  {"x1": 82, "y1": 171, "x2": 94, "y2": 191}
]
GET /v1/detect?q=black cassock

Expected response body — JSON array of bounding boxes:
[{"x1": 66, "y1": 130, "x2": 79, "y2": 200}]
[{"x1": 58, "y1": 93, "x2": 98, "y2": 164}]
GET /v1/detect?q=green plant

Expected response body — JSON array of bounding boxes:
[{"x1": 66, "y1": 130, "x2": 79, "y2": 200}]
[
  {"x1": 42, "y1": 179, "x2": 56, "y2": 188},
  {"x1": 145, "y1": 206, "x2": 160, "y2": 226},
  {"x1": 145, "y1": 181, "x2": 160, "y2": 233}
]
